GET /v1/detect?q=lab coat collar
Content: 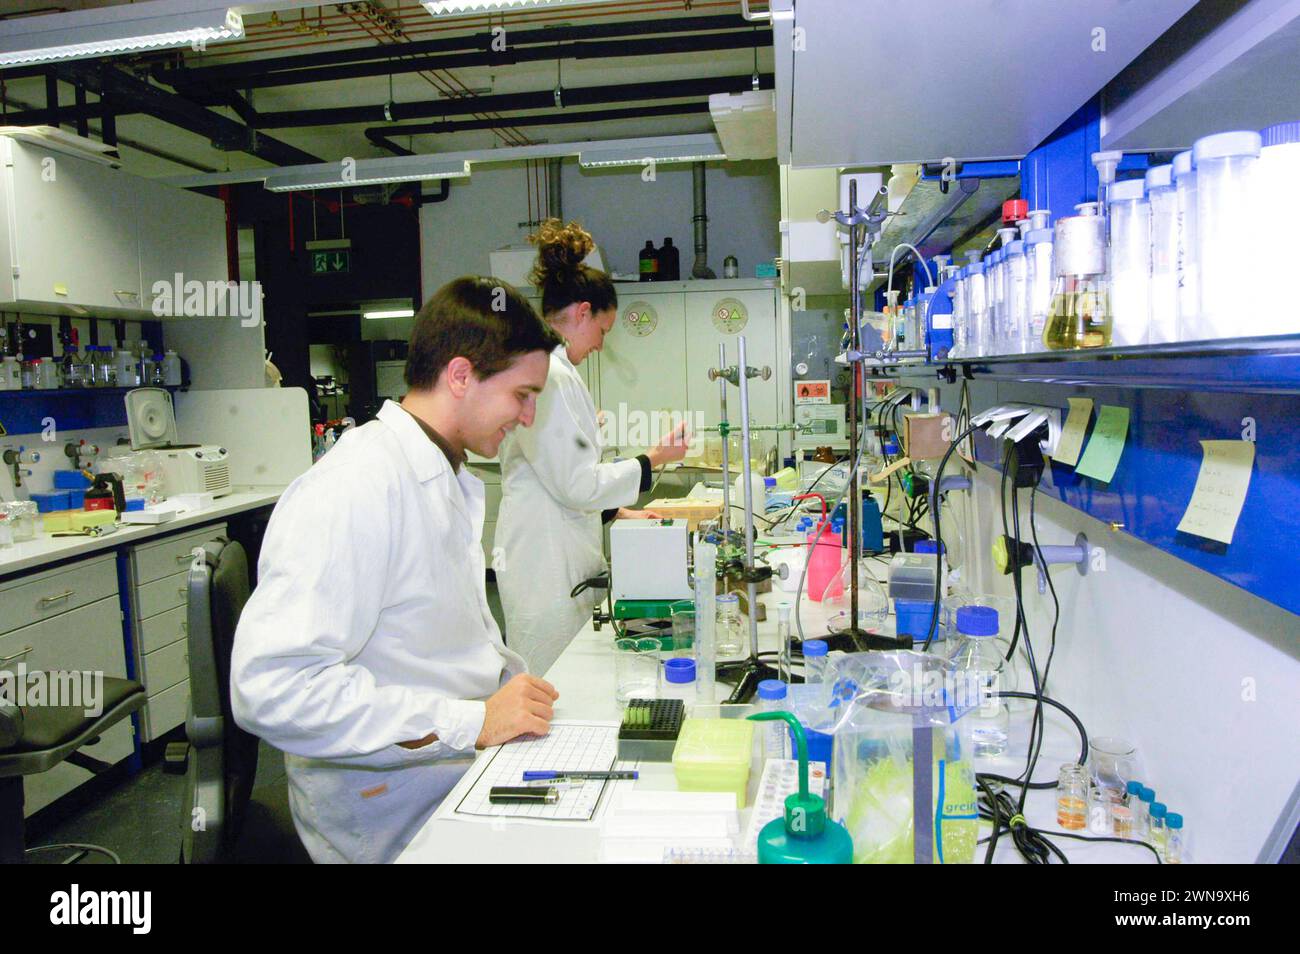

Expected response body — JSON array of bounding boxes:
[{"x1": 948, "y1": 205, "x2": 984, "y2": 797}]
[
  {"x1": 554, "y1": 342, "x2": 576, "y2": 371},
  {"x1": 377, "y1": 399, "x2": 453, "y2": 483}
]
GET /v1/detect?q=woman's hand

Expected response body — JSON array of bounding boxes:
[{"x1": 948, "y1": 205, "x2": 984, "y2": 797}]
[
  {"x1": 616, "y1": 508, "x2": 663, "y2": 520},
  {"x1": 645, "y1": 421, "x2": 691, "y2": 468}
]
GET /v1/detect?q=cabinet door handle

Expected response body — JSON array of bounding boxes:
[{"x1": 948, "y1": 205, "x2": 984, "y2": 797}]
[
  {"x1": 0, "y1": 646, "x2": 33, "y2": 663},
  {"x1": 180, "y1": 621, "x2": 188, "y2": 632},
  {"x1": 177, "y1": 587, "x2": 187, "y2": 598},
  {"x1": 176, "y1": 553, "x2": 193, "y2": 563},
  {"x1": 39, "y1": 590, "x2": 74, "y2": 606},
  {"x1": 114, "y1": 289, "x2": 139, "y2": 299}
]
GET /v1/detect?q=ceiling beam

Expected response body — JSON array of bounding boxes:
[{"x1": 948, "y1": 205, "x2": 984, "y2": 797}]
[{"x1": 256, "y1": 72, "x2": 774, "y2": 128}]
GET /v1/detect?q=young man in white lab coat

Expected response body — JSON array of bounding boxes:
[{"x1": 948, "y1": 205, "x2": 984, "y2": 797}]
[{"x1": 231, "y1": 277, "x2": 564, "y2": 864}]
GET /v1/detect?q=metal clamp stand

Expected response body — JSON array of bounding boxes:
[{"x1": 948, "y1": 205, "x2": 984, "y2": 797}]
[
  {"x1": 708, "y1": 338, "x2": 779, "y2": 702},
  {"x1": 829, "y1": 179, "x2": 913, "y2": 653}
]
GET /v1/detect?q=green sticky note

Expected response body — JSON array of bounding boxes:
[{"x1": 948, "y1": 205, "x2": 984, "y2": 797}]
[{"x1": 1075, "y1": 405, "x2": 1130, "y2": 483}]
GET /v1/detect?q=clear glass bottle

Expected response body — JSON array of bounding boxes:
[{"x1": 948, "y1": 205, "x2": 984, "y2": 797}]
[
  {"x1": 947, "y1": 605, "x2": 1008, "y2": 757},
  {"x1": 1025, "y1": 227, "x2": 1054, "y2": 352},
  {"x1": 802, "y1": 638, "x2": 828, "y2": 684},
  {"x1": 714, "y1": 593, "x2": 744, "y2": 657},
  {"x1": 986, "y1": 247, "x2": 1006, "y2": 353},
  {"x1": 36, "y1": 357, "x2": 58, "y2": 390},
  {"x1": 1172, "y1": 150, "x2": 1199, "y2": 339},
  {"x1": 1108, "y1": 177, "x2": 1151, "y2": 347},
  {"x1": 1134, "y1": 786, "x2": 1155, "y2": 841},
  {"x1": 1165, "y1": 812, "x2": 1184, "y2": 863},
  {"x1": 98, "y1": 346, "x2": 117, "y2": 388},
  {"x1": 140, "y1": 353, "x2": 157, "y2": 387},
  {"x1": 1004, "y1": 239, "x2": 1029, "y2": 354},
  {"x1": 83, "y1": 346, "x2": 99, "y2": 387},
  {"x1": 0, "y1": 355, "x2": 19, "y2": 391},
  {"x1": 21, "y1": 359, "x2": 36, "y2": 390},
  {"x1": 61, "y1": 344, "x2": 82, "y2": 388},
  {"x1": 1044, "y1": 211, "x2": 1112, "y2": 350},
  {"x1": 1056, "y1": 764, "x2": 1088, "y2": 830},
  {"x1": 1193, "y1": 130, "x2": 1262, "y2": 339},
  {"x1": 1146, "y1": 164, "x2": 1179, "y2": 344},
  {"x1": 162, "y1": 349, "x2": 182, "y2": 386},
  {"x1": 756, "y1": 679, "x2": 788, "y2": 760}
]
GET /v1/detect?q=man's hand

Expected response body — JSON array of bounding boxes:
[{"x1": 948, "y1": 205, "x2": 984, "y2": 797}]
[
  {"x1": 476, "y1": 674, "x2": 559, "y2": 749},
  {"x1": 616, "y1": 508, "x2": 663, "y2": 520}
]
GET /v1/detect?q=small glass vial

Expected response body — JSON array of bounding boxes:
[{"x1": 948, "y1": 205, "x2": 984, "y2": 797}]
[
  {"x1": 1125, "y1": 779, "x2": 1143, "y2": 806},
  {"x1": 1165, "y1": 812, "x2": 1184, "y2": 864},
  {"x1": 714, "y1": 593, "x2": 744, "y2": 657},
  {"x1": 1111, "y1": 803, "x2": 1135, "y2": 838},
  {"x1": 756, "y1": 679, "x2": 788, "y2": 760},
  {"x1": 1148, "y1": 801, "x2": 1168, "y2": 859},
  {"x1": 1056, "y1": 764, "x2": 1089, "y2": 830},
  {"x1": 1135, "y1": 786, "x2": 1155, "y2": 841},
  {"x1": 1088, "y1": 786, "x2": 1114, "y2": 834},
  {"x1": 803, "y1": 639, "x2": 829, "y2": 684}
]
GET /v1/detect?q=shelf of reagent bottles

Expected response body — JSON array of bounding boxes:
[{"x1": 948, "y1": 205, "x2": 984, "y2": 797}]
[
  {"x1": 0, "y1": 386, "x2": 181, "y2": 434},
  {"x1": 913, "y1": 335, "x2": 1300, "y2": 394}
]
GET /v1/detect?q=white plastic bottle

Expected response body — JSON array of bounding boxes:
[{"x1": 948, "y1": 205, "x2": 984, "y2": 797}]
[
  {"x1": 1172, "y1": 150, "x2": 1199, "y2": 337},
  {"x1": 1107, "y1": 177, "x2": 1151, "y2": 347},
  {"x1": 1193, "y1": 130, "x2": 1261, "y2": 339},
  {"x1": 1145, "y1": 164, "x2": 1179, "y2": 344},
  {"x1": 1258, "y1": 122, "x2": 1300, "y2": 336}
]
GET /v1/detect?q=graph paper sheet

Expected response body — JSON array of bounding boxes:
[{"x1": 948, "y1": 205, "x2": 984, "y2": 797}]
[{"x1": 450, "y1": 721, "x2": 621, "y2": 822}]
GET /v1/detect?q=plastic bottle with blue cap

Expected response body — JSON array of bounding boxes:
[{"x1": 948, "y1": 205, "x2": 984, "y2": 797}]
[
  {"x1": 661, "y1": 657, "x2": 696, "y2": 703},
  {"x1": 802, "y1": 639, "x2": 829, "y2": 685},
  {"x1": 756, "y1": 679, "x2": 788, "y2": 759},
  {"x1": 946, "y1": 606, "x2": 1008, "y2": 757}
]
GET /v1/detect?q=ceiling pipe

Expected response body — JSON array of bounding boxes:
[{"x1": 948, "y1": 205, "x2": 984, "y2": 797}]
[
  {"x1": 364, "y1": 102, "x2": 711, "y2": 153},
  {"x1": 154, "y1": 14, "x2": 755, "y2": 88},
  {"x1": 691, "y1": 161, "x2": 715, "y2": 279},
  {"x1": 548, "y1": 157, "x2": 562, "y2": 221},
  {"x1": 257, "y1": 73, "x2": 773, "y2": 129}
]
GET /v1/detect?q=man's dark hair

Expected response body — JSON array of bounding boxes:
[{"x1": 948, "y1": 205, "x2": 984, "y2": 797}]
[{"x1": 405, "y1": 276, "x2": 562, "y2": 389}]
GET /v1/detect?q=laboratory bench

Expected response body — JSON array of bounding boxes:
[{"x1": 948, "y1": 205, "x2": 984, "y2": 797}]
[
  {"x1": 0, "y1": 486, "x2": 285, "y2": 816},
  {"x1": 398, "y1": 586, "x2": 1153, "y2": 865}
]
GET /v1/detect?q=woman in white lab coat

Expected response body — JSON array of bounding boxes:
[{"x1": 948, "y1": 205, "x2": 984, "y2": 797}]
[{"x1": 496, "y1": 221, "x2": 689, "y2": 674}]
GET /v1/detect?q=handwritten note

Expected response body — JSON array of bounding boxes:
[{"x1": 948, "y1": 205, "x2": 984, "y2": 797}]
[
  {"x1": 1054, "y1": 397, "x2": 1094, "y2": 467},
  {"x1": 1076, "y1": 405, "x2": 1130, "y2": 483},
  {"x1": 1176, "y1": 440, "x2": 1256, "y2": 545}
]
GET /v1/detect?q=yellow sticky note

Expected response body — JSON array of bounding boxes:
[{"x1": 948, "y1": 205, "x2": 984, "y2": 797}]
[
  {"x1": 1176, "y1": 440, "x2": 1255, "y2": 545},
  {"x1": 53, "y1": 283, "x2": 68, "y2": 296},
  {"x1": 1076, "y1": 405, "x2": 1130, "y2": 483},
  {"x1": 1054, "y1": 397, "x2": 1094, "y2": 467}
]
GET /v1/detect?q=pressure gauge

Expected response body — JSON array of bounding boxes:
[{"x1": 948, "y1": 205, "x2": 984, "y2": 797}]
[
  {"x1": 712, "y1": 297, "x2": 749, "y2": 334},
  {"x1": 623, "y1": 302, "x2": 658, "y2": 337}
]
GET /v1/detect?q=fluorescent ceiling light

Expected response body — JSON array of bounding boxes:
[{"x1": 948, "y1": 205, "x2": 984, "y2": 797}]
[
  {"x1": 578, "y1": 135, "x2": 726, "y2": 169},
  {"x1": 265, "y1": 156, "x2": 470, "y2": 192},
  {"x1": 364, "y1": 308, "x2": 416, "y2": 320},
  {"x1": 0, "y1": 0, "x2": 243, "y2": 67},
  {"x1": 422, "y1": 0, "x2": 621, "y2": 16}
]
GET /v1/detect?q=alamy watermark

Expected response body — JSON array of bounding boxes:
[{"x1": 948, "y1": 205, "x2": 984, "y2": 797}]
[
  {"x1": 151, "y1": 273, "x2": 263, "y2": 327},
  {"x1": 1, "y1": 664, "x2": 104, "y2": 717}
]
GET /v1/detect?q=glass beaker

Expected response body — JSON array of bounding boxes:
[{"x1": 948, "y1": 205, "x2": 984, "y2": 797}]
[
  {"x1": 715, "y1": 593, "x2": 745, "y2": 657},
  {"x1": 1088, "y1": 736, "x2": 1138, "y2": 797},
  {"x1": 669, "y1": 601, "x2": 695, "y2": 657},
  {"x1": 614, "y1": 636, "x2": 662, "y2": 704}
]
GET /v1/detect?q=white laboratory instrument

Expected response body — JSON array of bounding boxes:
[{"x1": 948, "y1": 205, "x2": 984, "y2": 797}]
[
  {"x1": 126, "y1": 387, "x2": 232, "y2": 498},
  {"x1": 609, "y1": 518, "x2": 693, "y2": 602}
]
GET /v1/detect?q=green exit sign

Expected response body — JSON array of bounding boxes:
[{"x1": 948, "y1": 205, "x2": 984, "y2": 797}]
[{"x1": 311, "y1": 249, "x2": 351, "y2": 275}]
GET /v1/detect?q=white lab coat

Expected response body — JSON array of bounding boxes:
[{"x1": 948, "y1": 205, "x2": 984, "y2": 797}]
[
  {"x1": 496, "y1": 346, "x2": 643, "y2": 674},
  {"x1": 231, "y1": 400, "x2": 526, "y2": 864}
]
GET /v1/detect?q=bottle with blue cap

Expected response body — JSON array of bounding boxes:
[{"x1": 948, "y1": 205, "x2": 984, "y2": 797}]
[
  {"x1": 746, "y1": 711, "x2": 853, "y2": 864},
  {"x1": 756, "y1": 679, "x2": 788, "y2": 759},
  {"x1": 1165, "y1": 812, "x2": 1185, "y2": 864},
  {"x1": 802, "y1": 639, "x2": 829, "y2": 685},
  {"x1": 946, "y1": 605, "x2": 1008, "y2": 757}
]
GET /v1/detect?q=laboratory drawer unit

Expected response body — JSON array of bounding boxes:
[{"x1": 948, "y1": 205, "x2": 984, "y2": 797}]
[
  {"x1": 126, "y1": 524, "x2": 226, "y2": 741},
  {"x1": 0, "y1": 554, "x2": 133, "y2": 816}
]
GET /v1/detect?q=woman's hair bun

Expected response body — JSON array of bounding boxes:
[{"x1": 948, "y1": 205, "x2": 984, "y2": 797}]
[{"x1": 529, "y1": 218, "x2": 595, "y2": 287}]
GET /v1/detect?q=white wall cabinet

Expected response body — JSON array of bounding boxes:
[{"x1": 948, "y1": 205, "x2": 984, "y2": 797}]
[{"x1": 0, "y1": 137, "x2": 227, "y2": 317}]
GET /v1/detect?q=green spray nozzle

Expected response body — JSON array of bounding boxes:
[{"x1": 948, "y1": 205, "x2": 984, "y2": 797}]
[{"x1": 748, "y1": 710, "x2": 826, "y2": 839}]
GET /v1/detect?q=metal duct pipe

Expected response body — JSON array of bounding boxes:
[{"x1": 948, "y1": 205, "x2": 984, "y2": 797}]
[
  {"x1": 548, "y1": 158, "x2": 563, "y2": 221},
  {"x1": 691, "y1": 162, "x2": 715, "y2": 280}
]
